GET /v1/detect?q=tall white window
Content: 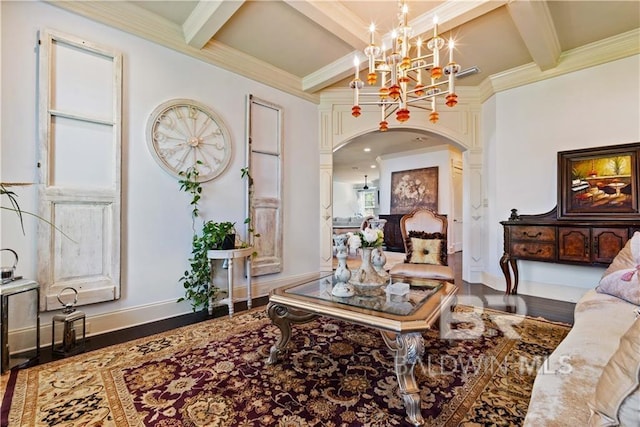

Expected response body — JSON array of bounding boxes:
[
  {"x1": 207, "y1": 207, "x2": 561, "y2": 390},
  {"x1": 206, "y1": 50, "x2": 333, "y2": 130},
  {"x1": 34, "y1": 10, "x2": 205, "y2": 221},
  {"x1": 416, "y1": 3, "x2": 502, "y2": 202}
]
[{"x1": 358, "y1": 190, "x2": 378, "y2": 216}]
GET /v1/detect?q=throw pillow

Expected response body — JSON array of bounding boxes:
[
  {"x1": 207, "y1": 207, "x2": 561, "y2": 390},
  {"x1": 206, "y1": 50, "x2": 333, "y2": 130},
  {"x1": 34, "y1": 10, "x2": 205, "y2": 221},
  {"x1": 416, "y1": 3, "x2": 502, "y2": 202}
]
[
  {"x1": 408, "y1": 237, "x2": 442, "y2": 265},
  {"x1": 588, "y1": 318, "x2": 640, "y2": 426},
  {"x1": 597, "y1": 231, "x2": 640, "y2": 305},
  {"x1": 405, "y1": 231, "x2": 447, "y2": 266}
]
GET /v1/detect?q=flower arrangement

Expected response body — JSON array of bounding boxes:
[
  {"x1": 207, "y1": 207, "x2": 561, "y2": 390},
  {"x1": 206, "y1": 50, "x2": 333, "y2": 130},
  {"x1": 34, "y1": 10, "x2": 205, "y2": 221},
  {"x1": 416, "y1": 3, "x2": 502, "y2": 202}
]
[{"x1": 353, "y1": 227, "x2": 384, "y2": 248}]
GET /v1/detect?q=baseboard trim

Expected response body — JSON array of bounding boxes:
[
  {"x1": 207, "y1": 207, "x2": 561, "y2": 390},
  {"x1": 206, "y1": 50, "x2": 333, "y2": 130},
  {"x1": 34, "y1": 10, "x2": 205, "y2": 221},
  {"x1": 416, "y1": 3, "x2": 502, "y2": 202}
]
[
  {"x1": 7, "y1": 271, "x2": 326, "y2": 354},
  {"x1": 481, "y1": 272, "x2": 589, "y2": 303}
]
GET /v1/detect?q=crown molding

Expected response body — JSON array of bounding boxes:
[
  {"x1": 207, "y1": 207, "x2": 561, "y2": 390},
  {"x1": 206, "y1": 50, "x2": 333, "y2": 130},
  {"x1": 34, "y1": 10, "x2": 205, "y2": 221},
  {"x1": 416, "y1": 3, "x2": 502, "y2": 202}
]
[
  {"x1": 303, "y1": 54, "x2": 355, "y2": 93},
  {"x1": 46, "y1": 0, "x2": 320, "y2": 104},
  {"x1": 478, "y1": 28, "x2": 640, "y2": 102}
]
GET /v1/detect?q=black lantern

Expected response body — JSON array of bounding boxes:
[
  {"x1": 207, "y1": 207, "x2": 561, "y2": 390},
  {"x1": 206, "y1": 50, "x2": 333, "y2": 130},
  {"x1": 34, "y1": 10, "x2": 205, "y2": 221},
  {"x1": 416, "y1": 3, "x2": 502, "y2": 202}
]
[{"x1": 51, "y1": 287, "x2": 86, "y2": 357}]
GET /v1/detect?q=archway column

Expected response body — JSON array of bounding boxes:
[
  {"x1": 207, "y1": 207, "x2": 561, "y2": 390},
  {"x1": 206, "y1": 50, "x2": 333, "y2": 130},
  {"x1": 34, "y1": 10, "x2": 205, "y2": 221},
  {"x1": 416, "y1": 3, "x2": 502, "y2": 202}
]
[{"x1": 318, "y1": 88, "x2": 485, "y2": 284}]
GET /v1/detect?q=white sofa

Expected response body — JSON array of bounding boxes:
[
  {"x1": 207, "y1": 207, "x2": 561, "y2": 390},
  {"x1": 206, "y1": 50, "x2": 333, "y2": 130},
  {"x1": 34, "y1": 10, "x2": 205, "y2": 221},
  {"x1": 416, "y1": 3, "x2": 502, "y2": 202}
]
[{"x1": 524, "y1": 289, "x2": 639, "y2": 426}]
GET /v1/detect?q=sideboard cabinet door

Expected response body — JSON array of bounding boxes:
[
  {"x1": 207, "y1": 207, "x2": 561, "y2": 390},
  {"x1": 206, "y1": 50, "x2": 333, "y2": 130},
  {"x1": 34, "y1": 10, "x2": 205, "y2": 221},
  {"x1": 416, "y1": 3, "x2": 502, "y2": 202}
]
[
  {"x1": 592, "y1": 228, "x2": 628, "y2": 263},
  {"x1": 558, "y1": 227, "x2": 590, "y2": 263}
]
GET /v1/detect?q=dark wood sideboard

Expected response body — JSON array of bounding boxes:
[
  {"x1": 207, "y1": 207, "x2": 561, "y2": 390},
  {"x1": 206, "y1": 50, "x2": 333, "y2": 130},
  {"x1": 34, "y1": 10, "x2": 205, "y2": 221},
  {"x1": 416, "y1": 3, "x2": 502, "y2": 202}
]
[
  {"x1": 500, "y1": 207, "x2": 640, "y2": 294},
  {"x1": 379, "y1": 214, "x2": 405, "y2": 252}
]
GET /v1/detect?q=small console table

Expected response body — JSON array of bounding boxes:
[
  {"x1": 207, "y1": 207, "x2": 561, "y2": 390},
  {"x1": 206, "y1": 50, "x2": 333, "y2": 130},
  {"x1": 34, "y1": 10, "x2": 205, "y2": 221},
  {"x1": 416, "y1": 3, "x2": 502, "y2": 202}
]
[
  {"x1": 500, "y1": 207, "x2": 640, "y2": 294},
  {"x1": 1, "y1": 279, "x2": 40, "y2": 373},
  {"x1": 207, "y1": 247, "x2": 253, "y2": 316}
]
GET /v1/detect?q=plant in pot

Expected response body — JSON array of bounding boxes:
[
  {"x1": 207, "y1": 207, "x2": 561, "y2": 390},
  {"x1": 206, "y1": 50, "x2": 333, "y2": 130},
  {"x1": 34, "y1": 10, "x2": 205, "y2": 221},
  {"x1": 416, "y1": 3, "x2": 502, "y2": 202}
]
[
  {"x1": 204, "y1": 220, "x2": 237, "y2": 250},
  {"x1": 177, "y1": 164, "x2": 244, "y2": 311},
  {"x1": 177, "y1": 219, "x2": 236, "y2": 312}
]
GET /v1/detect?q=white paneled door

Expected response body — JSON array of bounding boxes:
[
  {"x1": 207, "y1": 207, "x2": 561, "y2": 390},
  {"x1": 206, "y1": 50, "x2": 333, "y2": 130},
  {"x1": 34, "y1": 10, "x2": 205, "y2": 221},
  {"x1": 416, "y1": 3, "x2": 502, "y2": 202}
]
[{"x1": 37, "y1": 30, "x2": 122, "y2": 310}]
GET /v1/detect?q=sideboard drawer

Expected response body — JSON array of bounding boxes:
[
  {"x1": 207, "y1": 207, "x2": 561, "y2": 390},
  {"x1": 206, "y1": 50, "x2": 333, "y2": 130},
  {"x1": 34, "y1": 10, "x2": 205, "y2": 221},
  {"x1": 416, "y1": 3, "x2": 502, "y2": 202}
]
[
  {"x1": 512, "y1": 243, "x2": 556, "y2": 260},
  {"x1": 511, "y1": 226, "x2": 555, "y2": 242}
]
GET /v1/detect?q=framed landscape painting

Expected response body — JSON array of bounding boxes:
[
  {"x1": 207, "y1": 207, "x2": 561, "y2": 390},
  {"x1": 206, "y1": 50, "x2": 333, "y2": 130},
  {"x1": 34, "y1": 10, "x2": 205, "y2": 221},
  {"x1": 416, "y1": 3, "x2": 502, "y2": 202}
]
[
  {"x1": 390, "y1": 167, "x2": 438, "y2": 214},
  {"x1": 558, "y1": 142, "x2": 640, "y2": 219}
]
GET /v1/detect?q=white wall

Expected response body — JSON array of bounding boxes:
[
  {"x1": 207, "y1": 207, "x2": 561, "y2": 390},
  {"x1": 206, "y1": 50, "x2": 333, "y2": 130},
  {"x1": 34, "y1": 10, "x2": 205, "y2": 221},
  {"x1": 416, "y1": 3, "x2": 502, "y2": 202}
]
[
  {"x1": 332, "y1": 181, "x2": 359, "y2": 218},
  {"x1": 378, "y1": 145, "x2": 456, "y2": 217},
  {"x1": 482, "y1": 54, "x2": 640, "y2": 302},
  {"x1": 1, "y1": 2, "x2": 319, "y2": 340}
]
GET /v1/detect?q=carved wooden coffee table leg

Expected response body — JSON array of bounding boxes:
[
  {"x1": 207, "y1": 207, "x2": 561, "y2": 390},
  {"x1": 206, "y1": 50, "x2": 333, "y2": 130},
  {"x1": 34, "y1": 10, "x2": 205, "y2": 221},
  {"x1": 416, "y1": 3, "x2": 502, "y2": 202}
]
[
  {"x1": 266, "y1": 302, "x2": 317, "y2": 364},
  {"x1": 381, "y1": 331, "x2": 426, "y2": 426}
]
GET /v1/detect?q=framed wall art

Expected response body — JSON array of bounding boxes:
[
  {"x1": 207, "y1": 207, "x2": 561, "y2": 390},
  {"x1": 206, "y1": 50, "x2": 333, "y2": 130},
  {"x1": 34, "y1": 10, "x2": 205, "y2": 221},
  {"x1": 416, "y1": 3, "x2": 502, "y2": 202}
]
[
  {"x1": 558, "y1": 142, "x2": 640, "y2": 219},
  {"x1": 390, "y1": 166, "x2": 438, "y2": 214}
]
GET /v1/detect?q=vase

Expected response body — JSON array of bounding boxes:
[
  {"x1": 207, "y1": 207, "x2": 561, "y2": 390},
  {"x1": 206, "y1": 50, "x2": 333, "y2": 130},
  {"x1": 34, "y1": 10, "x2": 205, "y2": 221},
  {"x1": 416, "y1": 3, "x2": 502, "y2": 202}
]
[
  {"x1": 371, "y1": 247, "x2": 389, "y2": 279},
  {"x1": 332, "y1": 235, "x2": 354, "y2": 297},
  {"x1": 222, "y1": 234, "x2": 235, "y2": 250},
  {"x1": 368, "y1": 218, "x2": 387, "y2": 231},
  {"x1": 349, "y1": 247, "x2": 386, "y2": 296}
]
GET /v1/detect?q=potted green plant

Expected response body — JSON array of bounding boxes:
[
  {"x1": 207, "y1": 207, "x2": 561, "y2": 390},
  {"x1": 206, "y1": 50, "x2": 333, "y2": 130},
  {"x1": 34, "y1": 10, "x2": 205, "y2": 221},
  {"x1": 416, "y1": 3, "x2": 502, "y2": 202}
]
[
  {"x1": 177, "y1": 219, "x2": 236, "y2": 312},
  {"x1": 203, "y1": 220, "x2": 236, "y2": 250},
  {"x1": 177, "y1": 164, "x2": 240, "y2": 311}
]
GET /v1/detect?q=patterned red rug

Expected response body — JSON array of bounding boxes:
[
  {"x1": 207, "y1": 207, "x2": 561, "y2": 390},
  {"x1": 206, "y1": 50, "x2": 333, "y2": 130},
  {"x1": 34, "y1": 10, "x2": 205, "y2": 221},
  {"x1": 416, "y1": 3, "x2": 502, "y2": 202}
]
[{"x1": 2, "y1": 307, "x2": 569, "y2": 426}]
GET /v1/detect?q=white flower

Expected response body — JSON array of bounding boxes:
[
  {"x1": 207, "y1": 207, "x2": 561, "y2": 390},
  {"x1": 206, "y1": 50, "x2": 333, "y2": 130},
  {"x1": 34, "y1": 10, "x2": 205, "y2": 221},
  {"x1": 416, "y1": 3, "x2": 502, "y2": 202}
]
[
  {"x1": 357, "y1": 227, "x2": 384, "y2": 248},
  {"x1": 362, "y1": 227, "x2": 378, "y2": 244},
  {"x1": 349, "y1": 234, "x2": 362, "y2": 249}
]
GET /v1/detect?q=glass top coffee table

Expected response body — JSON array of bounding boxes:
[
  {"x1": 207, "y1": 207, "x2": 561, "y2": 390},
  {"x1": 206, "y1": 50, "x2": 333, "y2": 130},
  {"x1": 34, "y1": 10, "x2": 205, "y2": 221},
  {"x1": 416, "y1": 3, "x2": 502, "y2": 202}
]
[{"x1": 266, "y1": 273, "x2": 458, "y2": 426}]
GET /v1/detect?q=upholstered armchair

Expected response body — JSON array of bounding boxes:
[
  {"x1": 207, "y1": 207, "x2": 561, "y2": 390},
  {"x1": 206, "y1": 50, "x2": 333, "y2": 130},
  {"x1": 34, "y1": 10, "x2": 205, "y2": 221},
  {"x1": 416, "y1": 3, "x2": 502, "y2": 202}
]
[{"x1": 388, "y1": 209, "x2": 455, "y2": 282}]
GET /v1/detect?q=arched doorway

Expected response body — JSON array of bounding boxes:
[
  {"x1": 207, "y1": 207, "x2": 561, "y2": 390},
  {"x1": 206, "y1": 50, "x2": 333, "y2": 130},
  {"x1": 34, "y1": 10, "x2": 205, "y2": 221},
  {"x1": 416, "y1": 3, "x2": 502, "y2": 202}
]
[
  {"x1": 327, "y1": 126, "x2": 469, "y2": 271},
  {"x1": 318, "y1": 89, "x2": 484, "y2": 284}
]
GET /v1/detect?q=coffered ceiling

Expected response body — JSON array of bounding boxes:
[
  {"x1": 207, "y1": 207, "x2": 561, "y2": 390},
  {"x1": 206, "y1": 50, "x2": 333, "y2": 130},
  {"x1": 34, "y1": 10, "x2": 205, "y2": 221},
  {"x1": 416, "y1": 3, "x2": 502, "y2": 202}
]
[{"x1": 47, "y1": 1, "x2": 640, "y2": 183}]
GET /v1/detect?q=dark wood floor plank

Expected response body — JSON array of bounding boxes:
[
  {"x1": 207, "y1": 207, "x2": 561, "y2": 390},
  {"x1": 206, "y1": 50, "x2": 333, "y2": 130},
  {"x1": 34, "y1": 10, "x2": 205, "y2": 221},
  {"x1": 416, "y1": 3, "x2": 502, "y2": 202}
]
[{"x1": 30, "y1": 252, "x2": 575, "y2": 367}]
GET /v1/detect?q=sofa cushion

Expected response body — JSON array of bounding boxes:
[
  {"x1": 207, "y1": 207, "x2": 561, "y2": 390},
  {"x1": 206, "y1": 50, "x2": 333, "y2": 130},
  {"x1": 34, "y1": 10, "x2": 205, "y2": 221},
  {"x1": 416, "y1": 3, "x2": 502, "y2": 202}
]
[
  {"x1": 597, "y1": 231, "x2": 640, "y2": 305},
  {"x1": 405, "y1": 231, "x2": 448, "y2": 265},
  {"x1": 389, "y1": 262, "x2": 455, "y2": 281},
  {"x1": 589, "y1": 318, "x2": 640, "y2": 427},
  {"x1": 523, "y1": 290, "x2": 638, "y2": 426}
]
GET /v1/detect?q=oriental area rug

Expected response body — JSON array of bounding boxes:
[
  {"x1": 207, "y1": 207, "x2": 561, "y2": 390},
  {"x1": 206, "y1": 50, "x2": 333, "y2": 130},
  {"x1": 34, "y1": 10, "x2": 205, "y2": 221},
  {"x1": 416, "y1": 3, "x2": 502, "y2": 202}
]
[{"x1": 2, "y1": 307, "x2": 570, "y2": 426}]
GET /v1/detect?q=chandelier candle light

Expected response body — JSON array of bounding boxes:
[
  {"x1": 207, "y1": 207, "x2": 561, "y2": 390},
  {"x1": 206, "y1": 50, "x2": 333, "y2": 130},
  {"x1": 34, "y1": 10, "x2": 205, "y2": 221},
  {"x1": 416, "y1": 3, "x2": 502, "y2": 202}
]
[{"x1": 350, "y1": 1, "x2": 461, "y2": 131}]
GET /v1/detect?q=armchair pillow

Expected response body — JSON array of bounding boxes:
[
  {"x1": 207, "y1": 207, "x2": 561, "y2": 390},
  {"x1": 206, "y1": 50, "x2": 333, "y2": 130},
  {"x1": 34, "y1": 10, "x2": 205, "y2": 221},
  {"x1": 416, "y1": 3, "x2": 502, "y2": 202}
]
[
  {"x1": 405, "y1": 231, "x2": 448, "y2": 266},
  {"x1": 596, "y1": 232, "x2": 640, "y2": 305}
]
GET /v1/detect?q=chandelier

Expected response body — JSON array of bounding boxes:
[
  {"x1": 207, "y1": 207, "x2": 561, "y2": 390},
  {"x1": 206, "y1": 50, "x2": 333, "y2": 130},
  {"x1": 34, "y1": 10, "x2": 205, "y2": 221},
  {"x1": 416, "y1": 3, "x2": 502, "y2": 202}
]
[{"x1": 350, "y1": 1, "x2": 460, "y2": 131}]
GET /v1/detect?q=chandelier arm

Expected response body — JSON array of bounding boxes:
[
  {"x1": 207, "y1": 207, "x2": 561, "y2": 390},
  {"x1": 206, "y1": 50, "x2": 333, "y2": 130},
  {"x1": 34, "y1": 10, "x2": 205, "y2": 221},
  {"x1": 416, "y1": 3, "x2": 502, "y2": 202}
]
[
  {"x1": 404, "y1": 103, "x2": 434, "y2": 112},
  {"x1": 383, "y1": 103, "x2": 398, "y2": 120},
  {"x1": 357, "y1": 101, "x2": 401, "y2": 107}
]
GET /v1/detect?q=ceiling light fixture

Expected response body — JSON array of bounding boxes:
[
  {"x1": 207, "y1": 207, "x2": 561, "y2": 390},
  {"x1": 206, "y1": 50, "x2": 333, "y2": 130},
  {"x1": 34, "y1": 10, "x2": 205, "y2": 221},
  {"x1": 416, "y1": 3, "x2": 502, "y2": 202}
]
[
  {"x1": 363, "y1": 174, "x2": 369, "y2": 190},
  {"x1": 457, "y1": 66, "x2": 480, "y2": 79},
  {"x1": 350, "y1": 0, "x2": 460, "y2": 131}
]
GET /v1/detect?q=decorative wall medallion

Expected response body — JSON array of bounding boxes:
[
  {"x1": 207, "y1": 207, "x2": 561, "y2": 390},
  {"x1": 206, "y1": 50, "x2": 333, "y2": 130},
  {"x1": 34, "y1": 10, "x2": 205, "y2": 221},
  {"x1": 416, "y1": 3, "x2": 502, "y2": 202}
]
[{"x1": 146, "y1": 99, "x2": 232, "y2": 182}]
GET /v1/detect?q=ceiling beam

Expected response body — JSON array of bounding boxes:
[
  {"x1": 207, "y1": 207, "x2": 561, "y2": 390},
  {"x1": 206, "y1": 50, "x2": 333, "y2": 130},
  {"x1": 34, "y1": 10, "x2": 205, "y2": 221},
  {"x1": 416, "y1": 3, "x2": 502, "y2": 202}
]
[
  {"x1": 303, "y1": 0, "x2": 505, "y2": 94},
  {"x1": 303, "y1": 54, "x2": 355, "y2": 93},
  {"x1": 183, "y1": 1, "x2": 245, "y2": 49},
  {"x1": 283, "y1": 0, "x2": 370, "y2": 49},
  {"x1": 506, "y1": 0, "x2": 561, "y2": 71}
]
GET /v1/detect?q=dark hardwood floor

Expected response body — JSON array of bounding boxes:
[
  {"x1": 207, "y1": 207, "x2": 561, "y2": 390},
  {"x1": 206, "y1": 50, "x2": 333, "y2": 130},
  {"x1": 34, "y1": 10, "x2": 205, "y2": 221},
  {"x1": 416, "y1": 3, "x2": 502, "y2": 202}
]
[
  {"x1": 30, "y1": 252, "x2": 575, "y2": 367},
  {"x1": 447, "y1": 252, "x2": 576, "y2": 325}
]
